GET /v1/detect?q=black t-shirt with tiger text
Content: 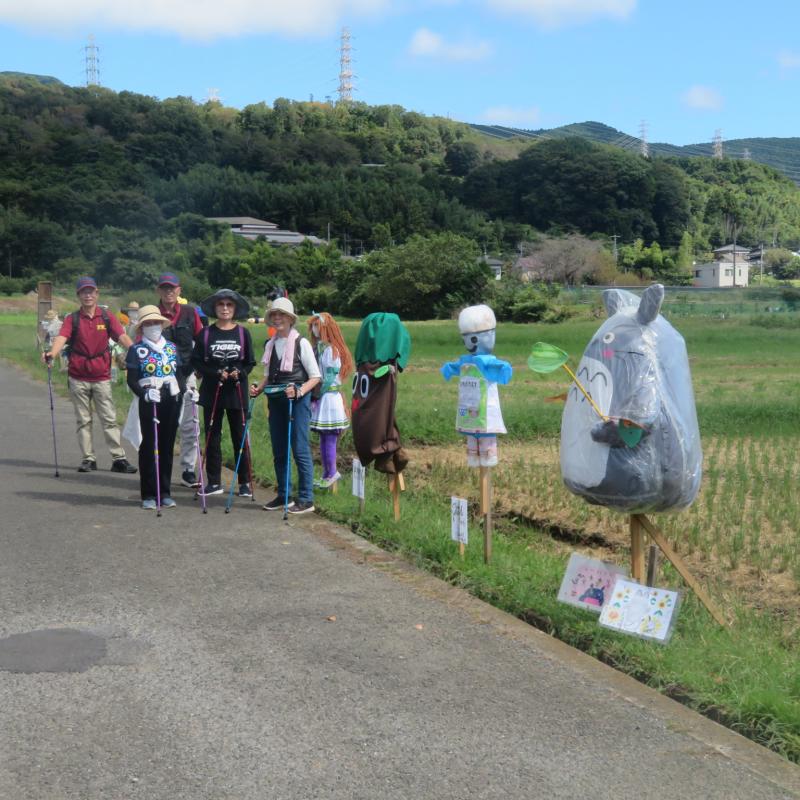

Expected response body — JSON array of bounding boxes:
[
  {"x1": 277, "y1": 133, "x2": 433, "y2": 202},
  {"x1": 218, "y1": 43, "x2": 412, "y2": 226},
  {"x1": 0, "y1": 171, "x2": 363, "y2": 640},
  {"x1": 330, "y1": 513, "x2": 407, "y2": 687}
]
[{"x1": 191, "y1": 324, "x2": 255, "y2": 410}]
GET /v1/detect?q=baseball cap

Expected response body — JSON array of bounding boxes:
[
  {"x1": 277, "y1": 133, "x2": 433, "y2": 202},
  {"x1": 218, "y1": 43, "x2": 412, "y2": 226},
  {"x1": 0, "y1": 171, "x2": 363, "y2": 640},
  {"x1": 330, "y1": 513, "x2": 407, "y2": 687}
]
[
  {"x1": 75, "y1": 276, "x2": 98, "y2": 292},
  {"x1": 157, "y1": 272, "x2": 180, "y2": 287}
]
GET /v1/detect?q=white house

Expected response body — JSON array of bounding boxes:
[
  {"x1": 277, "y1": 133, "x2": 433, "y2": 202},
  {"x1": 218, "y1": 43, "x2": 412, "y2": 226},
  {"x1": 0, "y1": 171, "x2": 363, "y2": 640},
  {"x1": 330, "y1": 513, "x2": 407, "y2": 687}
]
[
  {"x1": 208, "y1": 217, "x2": 325, "y2": 247},
  {"x1": 692, "y1": 260, "x2": 750, "y2": 288}
]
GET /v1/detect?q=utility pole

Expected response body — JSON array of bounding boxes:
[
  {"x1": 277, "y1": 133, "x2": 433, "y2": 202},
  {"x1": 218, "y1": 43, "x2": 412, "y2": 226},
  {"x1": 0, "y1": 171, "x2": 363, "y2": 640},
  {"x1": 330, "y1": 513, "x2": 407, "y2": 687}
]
[
  {"x1": 337, "y1": 27, "x2": 355, "y2": 105},
  {"x1": 713, "y1": 129, "x2": 723, "y2": 160},
  {"x1": 611, "y1": 234, "x2": 619, "y2": 263},
  {"x1": 759, "y1": 242, "x2": 764, "y2": 284},
  {"x1": 85, "y1": 34, "x2": 100, "y2": 89},
  {"x1": 639, "y1": 120, "x2": 649, "y2": 158}
]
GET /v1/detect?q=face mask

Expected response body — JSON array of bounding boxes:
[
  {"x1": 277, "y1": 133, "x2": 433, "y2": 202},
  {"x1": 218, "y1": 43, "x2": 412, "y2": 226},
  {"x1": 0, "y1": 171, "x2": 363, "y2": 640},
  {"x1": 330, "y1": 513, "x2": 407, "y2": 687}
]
[{"x1": 142, "y1": 324, "x2": 162, "y2": 343}]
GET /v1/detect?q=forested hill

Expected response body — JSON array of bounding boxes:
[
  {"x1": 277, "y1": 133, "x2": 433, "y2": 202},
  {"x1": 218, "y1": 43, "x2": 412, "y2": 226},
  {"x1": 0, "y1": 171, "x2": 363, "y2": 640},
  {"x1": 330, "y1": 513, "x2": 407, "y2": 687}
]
[
  {"x1": 471, "y1": 121, "x2": 800, "y2": 185},
  {"x1": 2, "y1": 73, "x2": 800, "y2": 297}
]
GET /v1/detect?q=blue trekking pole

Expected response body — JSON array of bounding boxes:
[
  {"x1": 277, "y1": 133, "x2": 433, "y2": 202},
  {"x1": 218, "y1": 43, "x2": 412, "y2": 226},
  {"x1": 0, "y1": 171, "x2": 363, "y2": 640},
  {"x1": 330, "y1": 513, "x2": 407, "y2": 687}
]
[
  {"x1": 224, "y1": 394, "x2": 256, "y2": 514},
  {"x1": 283, "y1": 392, "x2": 294, "y2": 521}
]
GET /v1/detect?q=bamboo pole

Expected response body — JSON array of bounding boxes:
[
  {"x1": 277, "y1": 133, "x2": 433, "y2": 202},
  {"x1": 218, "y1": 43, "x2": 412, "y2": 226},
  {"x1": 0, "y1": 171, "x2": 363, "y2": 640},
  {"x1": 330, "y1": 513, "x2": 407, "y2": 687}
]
[
  {"x1": 388, "y1": 474, "x2": 401, "y2": 521},
  {"x1": 480, "y1": 467, "x2": 492, "y2": 563},
  {"x1": 629, "y1": 514, "x2": 646, "y2": 583}
]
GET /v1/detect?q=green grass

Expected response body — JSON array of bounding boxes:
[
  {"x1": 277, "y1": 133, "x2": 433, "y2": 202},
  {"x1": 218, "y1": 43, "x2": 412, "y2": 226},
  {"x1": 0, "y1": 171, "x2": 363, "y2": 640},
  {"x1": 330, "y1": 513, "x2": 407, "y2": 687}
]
[{"x1": 5, "y1": 312, "x2": 800, "y2": 762}]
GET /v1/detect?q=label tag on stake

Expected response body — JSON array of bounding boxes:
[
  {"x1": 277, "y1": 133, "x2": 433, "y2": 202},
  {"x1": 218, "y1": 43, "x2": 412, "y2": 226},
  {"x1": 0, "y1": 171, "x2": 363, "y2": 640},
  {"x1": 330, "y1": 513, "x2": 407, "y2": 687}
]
[
  {"x1": 352, "y1": 459, "x2": 366, "y2": 500},
  {"x1": 450, "y1": 497, "x2": 468, "y2": 545}
]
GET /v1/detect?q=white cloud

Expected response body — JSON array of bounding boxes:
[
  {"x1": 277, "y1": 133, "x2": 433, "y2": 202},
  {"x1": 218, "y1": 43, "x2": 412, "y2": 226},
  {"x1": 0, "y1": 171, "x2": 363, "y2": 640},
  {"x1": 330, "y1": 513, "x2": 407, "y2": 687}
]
[
  {"x1": 0, "y1": 0, "x2": 389, "y2": 40},
  {"x1": 485, "y1": 0, "x2": 635, "y2": 28},
  {"x1": 777, "y1": 50, "x2": 800, "y2": 70},
  {"x1": 482, "y1": 105, "x2": 541, "y2": 126},
  {"x1": 408, "y1": 28, "x2": 492, "y2": 62},
  {"x1": 681, "y1": 85, "x2": 723, "y2": 112}
]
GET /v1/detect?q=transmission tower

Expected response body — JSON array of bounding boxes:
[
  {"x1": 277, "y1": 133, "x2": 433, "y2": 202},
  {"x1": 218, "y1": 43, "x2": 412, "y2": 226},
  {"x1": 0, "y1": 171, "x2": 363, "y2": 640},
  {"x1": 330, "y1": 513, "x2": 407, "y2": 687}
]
[
  {"x1": 638, "y1": 120, "x2": 649, "y2": 158},
  {"x1": 337, "y1": 27, "x2": 355, "y2": 104},
  {"x1": 742, "y1": 147, "x2": 751, "y2": 161},
  {"x1": 712, "y1": 129, "x2": 723, "y2": 160},
  {"x1": 206, "y1": 88, "x2": 221, "y2": 104},
  {"x1": 85, "y1": 34, "x2": 100, "y2": 88}
]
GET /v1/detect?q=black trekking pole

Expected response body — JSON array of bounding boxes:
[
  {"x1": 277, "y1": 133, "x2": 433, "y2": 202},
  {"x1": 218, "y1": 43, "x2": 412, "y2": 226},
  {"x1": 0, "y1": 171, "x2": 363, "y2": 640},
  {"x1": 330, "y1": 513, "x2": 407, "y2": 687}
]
[{"x1": 45, "y1": 355, "x2": 60, "y2": 477}]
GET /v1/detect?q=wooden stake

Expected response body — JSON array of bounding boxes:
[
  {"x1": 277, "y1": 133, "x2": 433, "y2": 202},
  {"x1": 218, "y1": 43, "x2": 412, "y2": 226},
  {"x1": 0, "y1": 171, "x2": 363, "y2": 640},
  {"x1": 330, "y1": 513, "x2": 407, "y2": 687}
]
[
  {"x1": 459, "y1": 541, "x2": 465, "y2": 559},
  {"x1": 331, "y1": 479, "x2": 338, "y2": 494},
  {"x1": 388, "y1": 474, "x2": 401, "y2": 521},
  {"x1": 629, "y1": 514, "x2": 646, "y2": 583},
  {"x1": 397, "y1": 472, "x2": 405, "y2": 492},
  {"x1": 480, "y1": 467, "x2": 493, "y2": 563},
  {"x1": 635, "y1": 514, "x2": 727, "y2": 627},
  {"x1": 646, "y1": 543, "x2": 659, "y2": 586}
]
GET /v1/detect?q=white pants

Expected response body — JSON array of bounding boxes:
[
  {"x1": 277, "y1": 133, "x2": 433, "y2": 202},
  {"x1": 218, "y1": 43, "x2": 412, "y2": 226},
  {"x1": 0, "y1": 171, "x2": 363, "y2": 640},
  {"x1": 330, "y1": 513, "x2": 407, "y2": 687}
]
[{"x1": 177, "y1": 373, "x2": 199, "y2": 472}]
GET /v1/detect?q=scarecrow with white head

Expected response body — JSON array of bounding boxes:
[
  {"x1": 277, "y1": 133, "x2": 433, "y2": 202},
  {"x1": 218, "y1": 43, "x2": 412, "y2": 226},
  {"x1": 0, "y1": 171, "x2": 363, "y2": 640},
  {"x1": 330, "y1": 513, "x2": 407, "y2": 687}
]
[{"x1": 441, "y1": 304, "x2": 512, "y2": 467}]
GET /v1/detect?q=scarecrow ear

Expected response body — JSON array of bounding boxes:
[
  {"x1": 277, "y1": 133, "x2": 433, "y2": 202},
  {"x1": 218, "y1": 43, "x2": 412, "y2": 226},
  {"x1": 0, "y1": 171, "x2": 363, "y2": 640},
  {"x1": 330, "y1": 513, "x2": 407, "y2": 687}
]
[
  {"x1": 637, "y1": 284, "x2": 664, "y2": 325},
  {"x1": 603, "y1": 289, "x2": 626, "y2": 317}
]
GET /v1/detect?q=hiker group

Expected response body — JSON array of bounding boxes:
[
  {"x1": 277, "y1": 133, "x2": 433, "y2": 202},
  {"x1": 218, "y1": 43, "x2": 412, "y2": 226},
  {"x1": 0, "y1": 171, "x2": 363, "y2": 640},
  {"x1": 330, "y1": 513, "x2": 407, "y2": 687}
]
[{"x1": 43, "y1": 274, "x2": 354, "y2": 516}]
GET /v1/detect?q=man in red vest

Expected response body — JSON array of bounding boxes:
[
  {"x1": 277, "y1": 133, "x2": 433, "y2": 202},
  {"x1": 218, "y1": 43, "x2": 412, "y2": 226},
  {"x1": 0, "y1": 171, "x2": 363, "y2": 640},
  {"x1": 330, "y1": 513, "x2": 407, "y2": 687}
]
[{"x1": 43, "y1": 277, "x2": 137, "y2": 473}]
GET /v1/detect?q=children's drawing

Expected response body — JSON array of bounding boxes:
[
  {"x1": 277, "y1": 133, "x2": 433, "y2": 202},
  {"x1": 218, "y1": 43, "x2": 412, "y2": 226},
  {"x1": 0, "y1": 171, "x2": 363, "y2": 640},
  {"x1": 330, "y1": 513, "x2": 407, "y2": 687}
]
[
  {"x1": 557, "y1": 553, "x2": 628, "y2": 613},
  {"x1": 598, "y1": 577, "x2": 680, "y2": 644}
]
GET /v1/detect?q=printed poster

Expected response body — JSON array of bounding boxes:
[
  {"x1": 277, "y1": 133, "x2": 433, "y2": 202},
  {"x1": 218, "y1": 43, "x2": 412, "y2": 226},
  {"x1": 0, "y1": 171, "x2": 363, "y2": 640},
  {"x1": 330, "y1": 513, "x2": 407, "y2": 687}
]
[
  {"x1": 598, "y1": 577, "x2": 681, "y2": 644},
  {"x1": 557, "y1": 553, "x2": 627, "y2": 613},
  {"x1": 450, "y1": 497, "x2": 468, "y2": 544}
]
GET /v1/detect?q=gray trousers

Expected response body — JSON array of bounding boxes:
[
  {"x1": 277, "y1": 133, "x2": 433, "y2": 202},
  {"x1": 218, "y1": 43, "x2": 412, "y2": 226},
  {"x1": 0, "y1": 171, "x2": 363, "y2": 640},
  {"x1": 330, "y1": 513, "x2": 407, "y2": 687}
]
[
  {"x1": 68, "y1": 378, "x2": 126, "y2": 463},
  {"x1": 178, "y1": 372, "x2": 199, "y2": 472}
]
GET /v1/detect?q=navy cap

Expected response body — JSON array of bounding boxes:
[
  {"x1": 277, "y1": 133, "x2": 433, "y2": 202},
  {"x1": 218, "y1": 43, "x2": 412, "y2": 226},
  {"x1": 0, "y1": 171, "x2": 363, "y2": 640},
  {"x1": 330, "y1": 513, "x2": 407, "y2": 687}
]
[
  {"x1": 157, "y1": 272, "x2": 180, "y2": 287},
  {"x1": 75, "y1": 276, "x2": 98, "y2": 292}
]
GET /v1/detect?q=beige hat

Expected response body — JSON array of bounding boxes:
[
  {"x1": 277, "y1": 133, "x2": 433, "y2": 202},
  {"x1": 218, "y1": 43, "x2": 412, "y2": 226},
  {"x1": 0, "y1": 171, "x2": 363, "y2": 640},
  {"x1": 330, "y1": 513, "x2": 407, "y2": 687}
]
[
  {"x1": 44, "y1": 309, "x2": 58, "y2": 320},
  {"x1": 135, "y1": 304, "x2": 170, "y2": 330},
  {"x1": 127, "y1": 300, "x2": 140, "y2": 310},
  {"x1": 267, "y1": 296, "x2": 297, "y2": 323}
]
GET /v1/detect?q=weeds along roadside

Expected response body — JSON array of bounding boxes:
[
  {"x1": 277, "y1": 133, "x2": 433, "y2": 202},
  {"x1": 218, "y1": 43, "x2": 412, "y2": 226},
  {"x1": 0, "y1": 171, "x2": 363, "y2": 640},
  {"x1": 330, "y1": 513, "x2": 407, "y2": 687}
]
[{"x1": 4, "y1": 310, "x2": 800, "y2": 762}]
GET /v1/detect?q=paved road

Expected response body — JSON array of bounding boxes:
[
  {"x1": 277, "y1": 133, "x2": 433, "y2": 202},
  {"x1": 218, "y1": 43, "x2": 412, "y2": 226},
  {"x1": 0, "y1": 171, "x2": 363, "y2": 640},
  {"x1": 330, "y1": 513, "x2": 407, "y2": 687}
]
[{"x1": 0, "y1": 364, "x2": 798, "y2": 800}]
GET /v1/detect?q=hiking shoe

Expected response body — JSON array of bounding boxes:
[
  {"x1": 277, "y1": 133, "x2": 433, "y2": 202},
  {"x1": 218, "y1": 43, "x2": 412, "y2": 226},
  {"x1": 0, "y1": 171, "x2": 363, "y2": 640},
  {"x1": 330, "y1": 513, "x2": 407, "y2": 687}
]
[
  {"x1": 262, "y1": 496, "x2": 286, "y2": 511},
  {"x1": 111, "y1": 458, "x2": 137, "y2": 474},
  {"x1": 201, "y1": 483, "x2": 223, "y2": 496},
  {"x1": 161, "y1": 497, "x2": 177, "y2": 509},
  {"x1": 141, "y1": 498, "x2": 156, "y2": 510},
  {"x1": 288, "y1": 500, "x2": 315, "y2": 515},
  {"x1": 78, "y1": 459, "x2": 97, "y2": 472},
  {"x1": 238, "y1": 483, "x2": 253, "y2": 497},
  {"x1": 181, "y1": 470, "x2": 199, "y2": 488}
]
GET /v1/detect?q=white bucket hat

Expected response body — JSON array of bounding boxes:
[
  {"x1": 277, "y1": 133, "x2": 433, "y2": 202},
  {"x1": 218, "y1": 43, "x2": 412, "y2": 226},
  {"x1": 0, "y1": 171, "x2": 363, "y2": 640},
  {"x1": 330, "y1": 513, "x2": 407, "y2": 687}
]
[
  {"x1": 458, "y1": 304, "x2": 496, "y2": 334},
  {"x1": 267, "y1": 297, "x2": 297, "y2": 323}
]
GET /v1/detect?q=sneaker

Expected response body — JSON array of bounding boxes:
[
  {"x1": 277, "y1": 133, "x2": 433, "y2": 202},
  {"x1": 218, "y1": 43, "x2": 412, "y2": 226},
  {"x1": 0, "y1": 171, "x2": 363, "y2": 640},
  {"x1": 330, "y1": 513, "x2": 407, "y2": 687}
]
[
  {"x1": 141, "y1": 498, "x2": 156, "y2": 510},
  {"x1": 111, "y1": 458, "x2": 137, "y2": 474},
  {"x1": 238, "y1": 483, "x2": 253, "y2": 497},
  {"x1": 319, "y1": 471, "x2": 342, "y2": 488},
  {"x1": 161, "y1": 497, "x2": 177, "y2": 509},
  {"x1": 288, "y1": 500, "x2": 315, "y2": 515},
  {"x1": 78, "y1": 459, "x2": 97, "y2": 473},
  {"x1": 262, "y1": 496, "x2": 286, "y2": 511},
  {"x1": 201, "y1": 483, "x2": 223, "y2": 496},
  {"x1": 181, "y1": 470, "x2": 199, "y2": 488}
]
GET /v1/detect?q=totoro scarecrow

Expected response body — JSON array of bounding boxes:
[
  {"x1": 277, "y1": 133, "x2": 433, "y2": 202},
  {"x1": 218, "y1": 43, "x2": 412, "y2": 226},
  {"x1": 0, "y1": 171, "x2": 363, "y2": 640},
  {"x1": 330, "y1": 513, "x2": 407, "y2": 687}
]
[
  {"x1": 351, "y1": 312, "x2": 411, "y2": 475},
  {"x1": 560, "y1": 284, "x2": 702, "y2": 513}
]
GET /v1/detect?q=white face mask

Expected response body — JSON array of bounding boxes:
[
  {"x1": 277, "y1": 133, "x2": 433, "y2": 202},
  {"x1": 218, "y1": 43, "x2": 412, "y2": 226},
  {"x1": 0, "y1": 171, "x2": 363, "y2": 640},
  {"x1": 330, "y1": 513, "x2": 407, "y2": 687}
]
[{"x1": 142, "y1": 324, "x2": 162, "y2": 343}]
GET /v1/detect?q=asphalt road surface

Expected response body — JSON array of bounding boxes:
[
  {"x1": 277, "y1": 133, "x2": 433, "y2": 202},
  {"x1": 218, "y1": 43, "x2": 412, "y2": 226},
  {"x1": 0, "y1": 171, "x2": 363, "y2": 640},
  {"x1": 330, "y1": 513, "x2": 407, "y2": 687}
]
[{"x1": 1, "y1": 364, "x2": 798, "y2": 800}]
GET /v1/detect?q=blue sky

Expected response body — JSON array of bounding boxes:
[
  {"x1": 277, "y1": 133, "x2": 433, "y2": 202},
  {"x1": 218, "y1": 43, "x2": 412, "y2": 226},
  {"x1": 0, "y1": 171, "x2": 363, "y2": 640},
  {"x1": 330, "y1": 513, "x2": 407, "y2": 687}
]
[{"x1": 0, "y1": 0, "x2": 798, "y2": 146}]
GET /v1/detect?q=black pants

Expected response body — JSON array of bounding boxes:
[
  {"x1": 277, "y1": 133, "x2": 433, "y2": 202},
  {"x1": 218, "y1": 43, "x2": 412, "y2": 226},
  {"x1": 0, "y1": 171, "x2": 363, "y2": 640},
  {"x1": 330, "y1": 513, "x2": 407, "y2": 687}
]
[
  {"x1": 138, "y1": 392, "x2": 180, "y2": 501},
  {"x1": 203, "y1": 406, "x2": 251, "y2": 485}
]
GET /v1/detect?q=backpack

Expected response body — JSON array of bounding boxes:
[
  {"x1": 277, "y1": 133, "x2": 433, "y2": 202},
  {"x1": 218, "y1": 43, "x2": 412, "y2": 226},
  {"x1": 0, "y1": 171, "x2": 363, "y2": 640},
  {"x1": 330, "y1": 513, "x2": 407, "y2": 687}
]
[{"x1": 64, "y1": 308, "x2": 113, "y2": 361}]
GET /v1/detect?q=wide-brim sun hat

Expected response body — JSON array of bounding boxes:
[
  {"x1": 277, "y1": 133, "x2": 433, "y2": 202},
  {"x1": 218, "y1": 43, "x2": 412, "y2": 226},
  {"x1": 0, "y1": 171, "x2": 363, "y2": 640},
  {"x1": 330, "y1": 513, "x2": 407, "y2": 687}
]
[
  {"x1": 267, "y1": 296, "x2": 297, "y2": 323},
  {"x1": 135, "y1": 304, "x2": 170, "y2": 331},
  {"x1": 200, "y1": 288, "x2": 250, "y2": 320}
]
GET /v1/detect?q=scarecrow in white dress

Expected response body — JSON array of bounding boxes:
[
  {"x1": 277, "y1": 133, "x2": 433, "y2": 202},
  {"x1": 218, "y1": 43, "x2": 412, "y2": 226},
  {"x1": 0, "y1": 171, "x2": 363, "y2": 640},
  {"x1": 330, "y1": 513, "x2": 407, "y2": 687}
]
[{"x1": 307, "y1": 312, "x2": 354, "y2": 487}]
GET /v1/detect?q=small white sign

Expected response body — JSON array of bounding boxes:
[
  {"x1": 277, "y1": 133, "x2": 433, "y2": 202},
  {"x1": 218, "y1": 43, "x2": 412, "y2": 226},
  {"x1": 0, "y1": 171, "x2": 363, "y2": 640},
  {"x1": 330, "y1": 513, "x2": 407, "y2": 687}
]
[
  {"x1": 450, "y1": 497, "x2": 468, "y2": 544},
  {"x1": 352, "y1": 459, "x2": 366, "y2": 500}
]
